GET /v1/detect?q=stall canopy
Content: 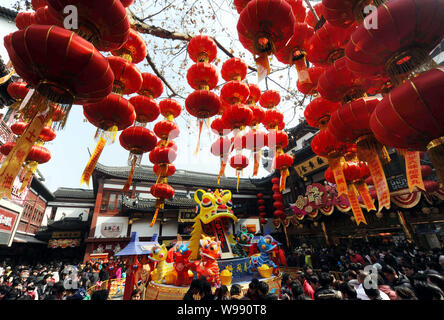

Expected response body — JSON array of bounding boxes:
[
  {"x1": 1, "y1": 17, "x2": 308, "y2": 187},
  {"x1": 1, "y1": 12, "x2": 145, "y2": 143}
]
[{"x1": 114, "y1": 232, "x2": 158, "y2": 256}]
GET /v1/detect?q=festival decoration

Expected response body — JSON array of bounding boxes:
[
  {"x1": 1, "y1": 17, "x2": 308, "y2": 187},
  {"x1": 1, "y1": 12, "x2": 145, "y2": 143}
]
[
  {"x1": 322, "y1": 0, "x2": 385, "y2": 28},
  {"x1": 237, "y1": 0, "x2": 295, "y2": 79},
  {"x1": 248, "y1": 235, "x2": 278, "y2": 274},
  {"x1": 344, "y1": 0, "x2": 444, "y2": 84},
  {"x1": 7, "y1": 82, "x2": 29, "y2": 110},
  {"x1": 230, "y1": 154, "x2": 249, "y2": 192},
  {"x1": 305, "y1": 2, "x2": 324, "y2": 28},
  {"x1": 257, "y1": 192, "x2": 267, "y2": 224},
  {"x1": 1, "y1": 25, "x2": 114, "y2": 197},
  {"x1": 211, "y1": 137, "x2": 232, "y2": 184},
  {"x1": 149, "y1": 98, "x2": 182, "y2": 227},
  {"x1": 194, "y1": 235, "x2": 221, "y2": 286},
  {"x1": 166, "y1": 243, "x2": 195, "y2": 287},
  {"x1": 304, "y1": 97, "x2": 341, "y2": 130},
  {"x1": 232, "y1": 226, "x2": 254, "y2": 257},
  {"x1": 149, "y1": 243, "x2": 174, "y2": 284}
]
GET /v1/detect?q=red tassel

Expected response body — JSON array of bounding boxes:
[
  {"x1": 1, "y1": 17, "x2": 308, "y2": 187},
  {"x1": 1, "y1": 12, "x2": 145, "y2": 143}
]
[
  {"x1": 217, "y1": 159, "x2": 227, "y2": 185},
  {"x1": 150, "y1": 206, "x2": 160, "y2": 227},
  {"x1": 194, "y1": 120, "x2": 204, "y2": 155}
]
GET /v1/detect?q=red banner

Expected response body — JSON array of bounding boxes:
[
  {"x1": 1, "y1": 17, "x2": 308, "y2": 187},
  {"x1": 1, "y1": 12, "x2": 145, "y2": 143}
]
[
  {"x1": 366, "y1": 152, "x2": 390, "y2": 212},
  {"x1": 347, "y1": 184, "x2": 367, "y2": 226},
  {"x1": 404, "y1": 151, "x2": 425, "y2": 193}
]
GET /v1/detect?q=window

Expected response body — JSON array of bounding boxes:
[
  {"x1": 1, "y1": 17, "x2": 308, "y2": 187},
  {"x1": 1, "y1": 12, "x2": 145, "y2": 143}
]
[{"x1": 108, "y1": 194, "x2": 116, "y2": 211}]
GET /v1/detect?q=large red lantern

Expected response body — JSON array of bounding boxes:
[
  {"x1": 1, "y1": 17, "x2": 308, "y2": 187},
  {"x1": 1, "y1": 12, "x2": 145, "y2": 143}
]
[
  {"x1": 159, "y1": 99, "x2": 182, "y2": 120},
  {"x1": 111, "y1": 28, "x2": 147, "y2": 64},
  {"x1": 237, "y1": 0, "x2": 295, "y2": 76},
  {"x1": 149, "y1": 146, "x2": 177, "y2": 165},
  {"x1": 345, "y1": 0, "x2": 444, "y2": 83},
  {"x1": 129, "y1": 96, "x2": 160, "y2": 125},
  {"x1": 370, "y1": 68, "x2": 444, "y2": 184},
  {"x1": 150, "y1": 183, "x2": 175, "y2": 227},
  {"x1": 259, "y1": 90, "x2": 280, "y2": 109},
  {"x1": 107, "y1": 56, "x2": 143, "y2": 95},
  {"x1": 7, "y1": 82, "x2": 29, "y2": 110},
  {"x1": 263, "y1": 109, "x2": 284, "y2": 130},
  {"x1": 187, "y1": 35, "x2": 217, "y2": 63},
  {"x1": 153, "y1": 164, "x2": 176, "y2": 178},
  {"x1": 46, "y1": 0, "x2": 130, "y2": 51},
  {"x1": 138, "y1": 73, "x2": 164, "y2": 98},
  {"x1": 286, "y1": 0, "x2": 306, "y2": 22},
  {"x1": 34, "y1": 6, "x2": 63, "y2": 26},
  {"x1": 305, "y1": 2, "x2": 324, "y2": 28},
  {"x1": 211, "y1": 118, "x2": 229, "y2": 136},
  {"x1": 11, "y1": 122, "x2": 56, "y2": 143},
  {"x1": 322, "y1": 0, "x2": 380, "y2": 28},
  {"x1": 220, "y1": 81, "x2": 250, "y2": 105},
  {"x1": 186, "y1": 63, "x2": 219, "y2": 90},
  {"x1": 15, "y1": 12, "x2": 36, "y2": 30},
  {"x1": 230, "y1": 154, "x2": 249, "y2": 192},
  {"x1": 297, "y1": 66, "x2": 324, "y2": 95},
  {"x1": 246, "y1": 84, "x2": 262, "y2": 104},
  {"x1": 154, "y1": 121, "x2": 180, "y2": 140},
  {"x1": 32, "y1": 0, "x2": 47, "y2": 10},
  {"x1": 221, "y1": 104, "x2": 253, "y2": 131},
  {"x1": 221, "y1": 58, "x2": 248, "y2": 81}
]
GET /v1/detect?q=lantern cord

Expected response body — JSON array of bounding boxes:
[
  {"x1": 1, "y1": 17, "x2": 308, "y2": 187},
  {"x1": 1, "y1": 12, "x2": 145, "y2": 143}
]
[{"x1": 194, "y1": 120, "x2": 204, "y2": 155}]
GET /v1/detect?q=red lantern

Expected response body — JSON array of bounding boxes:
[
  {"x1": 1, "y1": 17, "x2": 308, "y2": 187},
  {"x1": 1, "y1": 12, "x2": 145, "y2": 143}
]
[
  {"x1": 272, "y1": 177, "x2": 280, "y2": 184},
  {"x1": 120, "y1": 0, "x2": 134, "y2": 7},
  {"x1": 297, "y1": 66, "x2": 324, "y2": 95},
  {"x1": 342, "y1": 161, "x2": 363, "y2": 183},
  {"x1": 149, "y1": 146, "x2": 177, "y2": 165},
  {"x1": 275, "y1": 22, "x2": 314, "y2": 65},
  {"x1": 220, "y1": 81, "x2": 250, "y2": 105},
  {"x1": 153, "y1": 164, "x2": 176, "y2": 177},
  {"x1": 257, "y1": 192, "x2": 264, "y2": 198},
  {"x1": 0, "y1": 143, "x2": 51, "y2": 164},
  {"x1": 221, "y1": 58, "x2": 248, "y2": 81},
  {"x1": 325, "y1": 167, "x2": 335, "y2": 184},
  {"x1": 111, "y1": 28, "x2": 147, "y2": 64},
  {"x1": 158, "y1": 99, "x2": 182, "y2": 120},
  {"x1": 46, "y1": 0, "x2": 130, "y2": 51},
  {"x1": 422, "y1": 165, "x2": 433, "y2": 178},
  {"x1": 260, "y1": 218, "x2": 268, "y2": 224},
  {"x1": 268, "y1": 130, "x2": 289, "y2": 150},
  {"x1": 83, "y1": 94, "x2": 136, "y2": 131},
  {"x1": 286, "y1": 0, "x2": 306, "y2": 23},
  {"x1": 304, "y1": 96, "x2": 341, "y2": 129},
  {"x1": 317, "y1": 57, "x2": 370, "y2": 103},
  {"x1": 273, "y1": 209, "x2": 285, "y2": 218},
  {"x1": 234, "y1": 0, "x2": 251, "y2": 13},
  {"x1": 259, "y1": 90, "x2": 281, "y2": 109},
  {"x1": 311, "y1": 129, "x2": 346, "y2": 158},
  {"x1": 237, "y1": 0, "x2": 295, "y2": 74},
  {"x1": 154, "y1": 120, "x2": 180, "y2": 140},
  {"x1": 221, "y1": 104, "x2": 253, "y2": 130},
  {"x1": 138, "y1": 73, "x2": 164, "y2": 98},
  {"x1": 305, "y1": 2, "x2": 324, "y2": 28},
  {"x1": 258, "y1": 199, "x2": 265, "y2": 205},
  {"x1": 273, "y1": 193, "x2": 283, "y2": 201},
  {"x1": 186, "y1": 63, "x2": 219, "y2": 90},
  {"x1": 275, "y1": 153, "x2": 294, "y2": 190},
  {"x1": 15, "y1": 12, "x2": 36, "y2": 30},
  {"x1": 258, "y1": 205, "x2": 266, "y2": 212},
  {"x1": 150, "y1": 183, "x2": 175, "y2": 226},
  {"x1": 34, "y1": 6, "x2": 63, "y2": 27},
  {"x1": 119, "y1": 126, "x2": 157, "y2": 154},
  {"x1": 230, "y1": 154, "x2": 249, "y2": 192},
  {"x1": 7, "y1": 82, "x2": 29, "y2": 110},
  {"x1": 187, "y1": 35, "x2": 218, "y2": 63},
  {"x1": 263, "y1": 109, "x2": 284, "y2": 130},
  {"x1": 306, "y1": 22, "x2": 356, "y2": 66},
  {"x1": 11, "y1": 122, "x2": 56, "y2": 142},
  {"x1": 107, "y1": 56, "x2": 143, "y2": 95},
  {"x1": 323, "y1": 0, "x2": 373, "y2": 28},
  {"x1": 273, "y1": 201, "x2": 284, "y2": 210},
  {"x1": 129, "y1": 96, "x2": 160, "y2": 124},
  {"x1": 345, "y1": 0, "x2": 444, "y2": 82},
  {"x1": 185, "y1": 90, "x2": 221, "y2": 119},
  {"x1": 32, "y1": 0, "x2": 47, "y2": 10},
  {"x1": 211, "y1": 118, "x2": 229, "y2": 136},
  {"x1": 246, "y1": 84, "x2": 262, "y2": 104},
  {"x1": 157, "y1": 140, "x2": 178, "y2": 152},
  {"x1": 370, "y1": 68, "x2": 444, "y2": 183},
  {"x1": 249, "y1": 105, "x2": 266, "y2": 126}
]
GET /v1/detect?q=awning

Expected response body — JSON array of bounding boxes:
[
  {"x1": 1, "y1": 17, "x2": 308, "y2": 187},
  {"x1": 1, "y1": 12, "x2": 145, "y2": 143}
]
[{"x1": 14, "y1": 233, "x2": 47, "y2": 245}]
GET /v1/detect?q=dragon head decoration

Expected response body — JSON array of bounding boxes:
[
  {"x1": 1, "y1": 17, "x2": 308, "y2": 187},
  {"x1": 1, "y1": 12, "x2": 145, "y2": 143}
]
[
  {"x1": 199, "y1": 235, "x2": 221, "y2": 260},
  {"x1": 149, "y1": 243, "x2": 168, "y2": 262},
  {"x1": 189, "y1": 189, "x2": 238, "y2": 259},
  {"x1": 235, "y1": 226, "x2": 254, "y2": 247},
  {"x1": 257, "y1": 235, "x2": 277, "y2": 253}
]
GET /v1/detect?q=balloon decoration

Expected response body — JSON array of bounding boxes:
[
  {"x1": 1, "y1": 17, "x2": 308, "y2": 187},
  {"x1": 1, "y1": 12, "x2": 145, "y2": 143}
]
[
  {"x1": 237, "y1": 0, "x2": 296, "y2": 79},
  {"x1": 1, "y1": 24, "x2": 114, "y2": 197},
  {"x1": 149, "y1": 99, "x2": 182, "y2": 227},
  {"x1": 186, "y1": 35, "x2": 221, "y2": 154}
]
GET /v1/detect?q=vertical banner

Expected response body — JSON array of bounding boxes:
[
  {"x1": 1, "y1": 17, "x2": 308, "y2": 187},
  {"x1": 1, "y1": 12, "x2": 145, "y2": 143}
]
[
  {"x1": 81, "y1": 137, "x2": 107, "y2": 186},
  {"x1": 397, "y1": 211, "x2": 413, "y2": 241},
  {"x1": 347, "y1": 184, "x2": 367, "y2": 226},
  {"x1": 356, "y1": 182, "x2": 376, "y2": 212},
  {"x1": 404, "y1": 151, "x2": 425, "y2": 193},
  {"x1": 330, "y1": 157, "x2": 347, "y2": 196},
  {"x1": 366, "y1": 152, "x2": 390, "y2": 212}
]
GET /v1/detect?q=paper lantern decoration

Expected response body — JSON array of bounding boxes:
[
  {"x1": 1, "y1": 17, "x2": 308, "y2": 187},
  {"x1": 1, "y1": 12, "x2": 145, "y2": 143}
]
[
  {"x1": 259, "y1": 90, "x2": 281, "y2": 109},
  {"x1": 129, "y1": 96, "x2": 160, "y2": 125},
  {"x1": 11, "y1": 122, "x2": 56, "y2": 143},
  {"x1": 345, "y1": 0, "x2": 444, "y2": 84},
  {"x1": 297, "y1": 66, "x2": 324, "y2": 95},
  {"x1": 7, "y1": 82, "x2": 29, "y2": 110},
  {"x1": 187, "y1": 35, "x2": 218, "y2": 63},
  {"x1": 32, "y1": 0, "x2": 47, "y2": 10},
  {"x1": 263, "y1": 109, "x2": 284, "y2": 130},
  {"x1": 220, "y1": 81, "x2": 250, "y2": 105},
  {"x1": 221, "y1": 104, "x2": 253, "y2": 131},
  {"x1": 150, "y1": 183, "x2": 175, "y2": 226},
  {"x1": 15, "y1": 12, "x2": 36, "y2": 30},
  {"x1": 153, "y1": 164, "x2": 176, "y2": 177},
  {"x1": 230, "y1": 154, "x2": 249, "y2": 191},
  {"x1": 305, "y1": 2, "x2": 324, "y2": 28},
  {"x1": 370, "y1": 68, "x2": 444, "y2": 184},
  {"x1": 322, "y1": 0, "x2": 380, "y2": 28},
  {"x1": 111, "y1": 28, "x2": 147, "y2": 64},
  {"x1": 46, "y1": 0, "x2": 130, "y2": 51},
  {"x1": 211, "y1": 118, "x2": 229, "y2": 136},
  {"x1": 246, "y1": 84, "x2": 262, "y2": 104},
  {"x1": 237, "y1": 0, "x2": 295, "y2": 76},
  {"x1": 153, "y1": 120, "x2": 180, "y2": 140},
  {"x1": 34, "y1": 6, "x2": 63, "y2": 26},
  {"x1": 107, "y1": 56, "x2": 143, "y2": 95},
  {"x1": 275, "y1": 153, "x2": 294, "y2": 191},
  {"x1": 286, "y1": 0, "x2": 306, "y2": 22},
  {"x1": 138, "y1": 73, "x2": 164, "y2": 98},
  {"x1": 187, "y1": 63, "x2": 219, "y2": 90},
  {"x1": 221, "y1": 58, "x2": 248, "y2": 81},
  {"x1": 304, "y1": 97, "x2": 340, "y2": 129}
]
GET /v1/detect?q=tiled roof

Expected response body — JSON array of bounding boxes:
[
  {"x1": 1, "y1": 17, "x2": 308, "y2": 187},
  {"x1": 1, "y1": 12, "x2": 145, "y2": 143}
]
[
  {"x1": 53, "y1": 187, "x2": 95, "y2": 199},
  {"x1": 93, "y1": 163, "x2": 269, "y2": 192},
  {"x1": 122, "y1": 196, "x2": 196, "y2": 211}
]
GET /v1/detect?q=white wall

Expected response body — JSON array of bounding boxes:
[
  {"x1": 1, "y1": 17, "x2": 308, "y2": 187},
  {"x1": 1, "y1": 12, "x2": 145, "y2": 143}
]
[
  {"x1": 54, "y1": 207, "x2": 90, "y2": 221},
  {"x1": 94, "y1": 216, "x2": 128, "y2": 238},
  {"x1": 130, "y1": 218, "x2": 160, "y2": 237}
]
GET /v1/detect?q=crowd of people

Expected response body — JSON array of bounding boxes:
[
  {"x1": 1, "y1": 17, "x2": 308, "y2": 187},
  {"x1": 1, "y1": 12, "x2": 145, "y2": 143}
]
[
  {"x1": 1, "y1": 240, "x2": 444, "y2": 301},
  {"x1": 0, "y1": 259, "x2": 126, "y2": 300}
]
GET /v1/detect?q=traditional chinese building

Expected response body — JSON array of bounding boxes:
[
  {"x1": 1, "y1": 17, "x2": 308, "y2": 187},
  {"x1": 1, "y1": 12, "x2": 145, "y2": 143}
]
[{"x1": 82, "y1": 163, "x2": 272, "y2": 263}]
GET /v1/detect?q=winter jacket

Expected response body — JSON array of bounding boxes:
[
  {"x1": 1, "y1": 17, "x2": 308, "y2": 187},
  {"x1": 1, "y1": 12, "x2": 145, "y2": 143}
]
[{"x1": 379, "y1": 285, "x2": 397, "y2": 300}]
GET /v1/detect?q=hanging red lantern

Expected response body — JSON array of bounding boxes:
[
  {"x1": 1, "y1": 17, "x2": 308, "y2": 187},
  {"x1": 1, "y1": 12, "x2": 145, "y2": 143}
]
[
  {"x1": 246, "y1": 84, "x2": 262, "y2": 104},
  {"x1": 34, "y1": 6, "x2": 63, "y2": 27},
  {"x1": 273, "y1": 193, "x2": 283, "y2": 201},
  {"x1": 186, "y1": 63, "x2": 219, "y2": 90},
  {"x1": 32, "y1": 0, "x2": 47, "y2": 10},
  {"x1": 258, "y1": 199, "x2": 265, "y2": 205},
  {"x1": 129, "y1": 96, "x2": 160, "y2": 124},
  {"x1": 15, "y1": 12, "x2": 36, "y2": 30},
  {"x1": 257, "y1": 192, "x2": 264, "y2": 198},
  {"x1": 297, "y1": 66, "x2": 324, "y2": 95},
  {"x1": 111, "y1": 28, "x2": 147, "y2": 64},
  {"x1": 263, "y1": 109, "x2": 284, "y2": 130},
  {"x1": 150, "y1": 183, "x2": 175, "y2": 226},
  {"x1": 249, "y1": 105, "x2": 266, "y2": 127},
  {"x1": 260, "y1": 218, "x2": 268, "y2": 224},
  {"x1": 323, "y1": 0, "x2": 374, "y2": 28},
  {"x1": 7, "y1": 82, "x2": 29, "y2": 110},
  {"x1": 120, "y1": 0, "x2": 134, "y2": 7},
  {"x1": 0, "y1": 143, "x2": 51, "y2": 164},
  {"x1": 275, "y1": 153, "x2": 294, "y2": 191},
  {"x1": 259, "y1": 90, "x2": 281, "y2": 109},
  {"x1": 370, "y1": 68, "x2": 444, "y2": 184},
  {"x1": 275, "y1": 22, "x2": 314, "y2": 68},
  {"x1": 325, "y1": 167, "x2": 335, "y2": 184},
  {"x1": 138, "y1": 73, "x2": 164, "y2": 98},
  {"x1": 273, "y1": 209, "x2": 285, "y2": 219},
  {"x1": 157, "y1": 139, "x2": 178, "y2": 151},
  {"x1": 185, "y1": 90, "x2": 221, "y2": 119},
  {"x1": 211, "y1": 136, "x2": 232, "y2": 184},
  {"x1": 153, "y1": 120, "x2": 180, "y2": 140},
  {"x1": 345, "y1": 0, "x2": 444, "y2": 83},
  {"x1": 317, "y1": 57, "x2": 371, "y2": 103},
  {"x1": 230, "y1": 154, "x2": 249, "y2": 192},
  {"x1": 211, "y1": 118, "x2": 229, "y2": 136},
  {"x1": 149, "y1": 146, "x2": 177, "y2": 165},
  {"x1": 234, "y1": 0, "x2": 252, "y2": 13},
  {"x1": 305, "y1": 2, "x2": 324, "y2": 28},
  {"x1": 237, "y1": 0, "x2": 295, "y2": 76},
  {"x1": 11, "y1": 122, "x2": 56, "y2": 142},
  {"x1": 273, "y1": 201, "x2": 285, "y2": 210},
  {"x1": 286, "y1": 0, "x2": 306, "y2": 23},
  {"x1": 220, "y1": 81, "x2": 250, "y2": 105},
  {"x1": 244, "y1": 130, "x2": 268, "y2": 176},
  {"x1": 187, "y1": 35, "x2": 218, "y2": 63},
  {"x1": 159, "y1": 99, "x2": 182, "y2": 120},
  {"x1": 221, "y1": 58, "x2": 248, "y2": 81},
  {"x1": 107, "y1": 56, "x2": 143, "y2": 95},
  {"x1": 221, "y1": 104, "x2": 253, "y2": 131},
  {"x1": 304, "y1": 97, "x2": 340, "y2": 129},
  {"x1": 120, "y1": 126, "x2": 157, "y2": 192},
  {"x1": 46, "y1": 0, "x2": 130, "y2": 51},
  {"x1": 153, "y1": 164, "x2": 176, "y2": 177},
  {"x1": 306, "y1": 22, "x2": 356, "y2": 66},
  {"x1": 268, "y1": 130, "x2": 289, "y2": 150}
]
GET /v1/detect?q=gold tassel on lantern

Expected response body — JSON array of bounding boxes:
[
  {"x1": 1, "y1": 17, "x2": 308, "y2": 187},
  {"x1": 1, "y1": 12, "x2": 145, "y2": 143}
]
[
  {"x1": 122, "y1": 154, "x2": 140, "y2": 193},
  {"x1": 217, "y1": 156, "x2": 228, "y2": 185},
  {"x1": 427, "y1": 137, "x2": 444, "y2": 186}
]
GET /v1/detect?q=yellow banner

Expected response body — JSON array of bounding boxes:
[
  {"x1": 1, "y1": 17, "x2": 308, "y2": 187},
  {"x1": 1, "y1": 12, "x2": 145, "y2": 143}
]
[
  {"x1": 404, "y1": 151, "x2": 425, "y2": 193},
  {"x1": 356, "y1": 182, "x2": 376, "y2": 212},
  {"x1": 330, "y1": 157, "x2": 348, "y2": 197},
  {"x1": 347, "y1": 184, "x2": 367, "y2": 226},
  {"x1": 0, "y1": 113, "x2": 48, "y2": 198},
  {"x1": 81, "y1": 137, "x2": 106, "y2": 186},
  {"x1": 366, "y1": 151, "x2": 391, "y2": 212},
  {"x1": 19, "y1": 161, "x2": 39, "y2": 194}
]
